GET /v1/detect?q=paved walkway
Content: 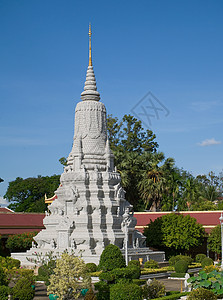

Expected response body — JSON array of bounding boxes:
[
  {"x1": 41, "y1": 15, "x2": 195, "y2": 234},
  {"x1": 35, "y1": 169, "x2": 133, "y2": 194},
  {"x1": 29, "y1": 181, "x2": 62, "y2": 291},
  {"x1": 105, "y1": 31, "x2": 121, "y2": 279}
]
[{"x1": 34, "y1": 278, "x2": 183, "y2": 299}]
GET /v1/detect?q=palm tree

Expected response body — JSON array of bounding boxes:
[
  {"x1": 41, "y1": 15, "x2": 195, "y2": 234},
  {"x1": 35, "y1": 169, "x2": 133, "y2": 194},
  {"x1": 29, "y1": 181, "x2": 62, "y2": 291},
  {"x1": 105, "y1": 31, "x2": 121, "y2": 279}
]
[{"x1": 138, "y1": 152, "x2": 171, "y2": 211}]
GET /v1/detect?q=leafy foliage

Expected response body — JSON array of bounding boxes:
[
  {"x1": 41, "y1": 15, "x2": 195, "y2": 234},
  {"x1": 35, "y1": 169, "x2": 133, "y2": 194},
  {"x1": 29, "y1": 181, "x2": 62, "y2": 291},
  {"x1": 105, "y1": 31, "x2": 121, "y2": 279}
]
[
  {"x1": 0, "y1": 267, "x2": 8, "y2": 286},
  {"x1": 174, "y1": 260, "x2": 188, "y2": 274},
  {"x1": 187, "y1": 287, "x2": 217, "y2": 300},
  {"x1": 12, "y1": 276, "x2": 35, "y2": 300},
  {"x1": 0, "y1": 286, "x2": 11, "y2": 300},
  {"x1": 188, "y1": 269, "x2": 223, "y2": 297},
  {"x1": 6, "y1": 231, "x2": 37, "y2": 252},
  {"x1": 201, "y1": 257, "x2": 213, "y2": 268},
  {"x1": 208, "y1": 225, "x2": 221, "y2": 254},
  {"x1": 110, "y1": 282, "x2": 142, "y2": 300},
  {"x1": 98, "y1": 244, "x2": 126, "y2": 271},
  {"x1": 195, "y1": 254, "x2": 206, "y2": 263},
  {"x1": 0, "y1": 256, "x2": 21, "y2": 269},
  {"x1": 5, "y1": 175, "x2": 60, "y2": 212},
  {"x1": 169, "y1": 255, "x2": 192, "y2": 266},
  {"x1": 128, "y1": 260, "x2": 140, "y2": 267},
  {"x1": 86, "y1": 263, "x2": 97, "y2": 273},
  {"x1": 144, "y1": 259, "x2": 159, "y2": 269},
  {"x1": 144, "y1": 213, "x2": 205, "y2": 255},
  {"x1": 142, "y1": 279, "x2": 165, "y2": 299},
  {"x1": 47, "y1": 252, "x2": 91, "y2": 300}
]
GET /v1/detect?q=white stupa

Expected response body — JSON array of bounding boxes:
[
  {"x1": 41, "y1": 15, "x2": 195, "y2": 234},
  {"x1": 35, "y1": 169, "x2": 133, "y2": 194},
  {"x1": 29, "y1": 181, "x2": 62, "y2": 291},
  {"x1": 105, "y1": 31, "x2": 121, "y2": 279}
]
[{"x1": 13, "y1": 25, "x2": 164, "y2": 265}]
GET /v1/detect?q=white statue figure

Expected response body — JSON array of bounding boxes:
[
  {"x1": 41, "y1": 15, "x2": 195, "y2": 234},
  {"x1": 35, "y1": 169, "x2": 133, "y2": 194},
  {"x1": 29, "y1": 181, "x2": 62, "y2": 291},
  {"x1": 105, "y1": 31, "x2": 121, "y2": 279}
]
[
  {"x1": 51, "y1": 239, "x2": 57, "y2": 249},
  {"x1": 184, "y1": 273, "x2": 191, "y2": 292},
  {"x1": 71, "y1": 239, "x2": 76, "y2": 249},
  {"x1": 136, "y1": 238, "x2": 139, "y2": 248}
]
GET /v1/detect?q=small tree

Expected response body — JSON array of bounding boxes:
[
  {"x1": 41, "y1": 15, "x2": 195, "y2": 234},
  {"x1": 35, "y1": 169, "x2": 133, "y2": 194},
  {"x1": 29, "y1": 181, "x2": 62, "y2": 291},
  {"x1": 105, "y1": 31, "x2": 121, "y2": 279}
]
[
  {"x1": 208, "y1": 225, "x2": 221, "y2": 255},
  {"x1": 98, "y1": 244, "x2": 126, "y2": 271},
  {"x1": 144, "y1": 213, "x2": 205, "y2": 255},
  {"x1": 47, "y1": 253, "x2": 91, "y2": 300}
]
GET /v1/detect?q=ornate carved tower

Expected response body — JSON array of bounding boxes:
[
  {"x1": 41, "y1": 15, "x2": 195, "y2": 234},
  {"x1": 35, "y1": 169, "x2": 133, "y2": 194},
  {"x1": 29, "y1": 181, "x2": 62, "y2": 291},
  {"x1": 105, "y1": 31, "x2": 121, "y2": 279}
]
[{"x1": 15, "y1": 25, "x2": 149, "y2": 264}]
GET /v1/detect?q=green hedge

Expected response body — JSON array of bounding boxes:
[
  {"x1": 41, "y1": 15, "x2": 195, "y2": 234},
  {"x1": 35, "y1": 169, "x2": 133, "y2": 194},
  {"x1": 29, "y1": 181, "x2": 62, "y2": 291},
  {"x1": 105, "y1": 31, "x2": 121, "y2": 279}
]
[
  {"x1": 0, "y1": 285, "x2": 11, "y2": 300},
  {"x1": 110, "y1": 283, "x2": 142, "y2": 300},
  {"x1": 99, "y1": 266, "x2": 141, "y2": 283},
  {"x1": 152, "y1": 292, "x2": 189, "y2": 300},
  {"x1": 170, "y1": 272, "x2": 186, "y2": 278},
  {"x1": 12, "y1": 277, "x2": 35, "y2": 300}
]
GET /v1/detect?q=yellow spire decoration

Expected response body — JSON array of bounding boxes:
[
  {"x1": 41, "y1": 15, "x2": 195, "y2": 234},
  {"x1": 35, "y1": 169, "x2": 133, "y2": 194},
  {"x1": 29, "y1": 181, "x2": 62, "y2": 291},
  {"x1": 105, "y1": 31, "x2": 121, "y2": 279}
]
[{"x1": 88, "y1": 23, "x2": 92, "y2": 66}]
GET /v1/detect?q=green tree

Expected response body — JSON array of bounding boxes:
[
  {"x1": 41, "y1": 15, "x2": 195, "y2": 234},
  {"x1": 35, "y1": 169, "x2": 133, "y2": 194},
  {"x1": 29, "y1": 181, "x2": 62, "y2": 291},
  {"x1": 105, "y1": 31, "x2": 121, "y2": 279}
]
[
  {"x1": 4, "y1": 175, "x2": 60, "y2": 212},
  {"x1": 207, "y1": 225, "x2": 221, "y2": 255},
  {"x1": 144, "y1": 213, "x2": 205, "y2": 255},
  {"x1": 107, "y1": 114, "x2": 160, "y2": 210}
]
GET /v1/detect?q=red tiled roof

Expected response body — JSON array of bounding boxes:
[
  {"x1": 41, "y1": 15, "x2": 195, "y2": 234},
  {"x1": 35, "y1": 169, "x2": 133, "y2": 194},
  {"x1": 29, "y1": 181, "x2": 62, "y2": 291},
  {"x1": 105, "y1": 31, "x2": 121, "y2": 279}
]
[
  {"x1": 0, "y1": 213, "x2": 45, "y2": 236},
  {"x1": 0, "y1": 207, "x2": 14, "y2": 213},
  {"x1": 134, "y1": 211, "x2": 223, "y2": 234}
]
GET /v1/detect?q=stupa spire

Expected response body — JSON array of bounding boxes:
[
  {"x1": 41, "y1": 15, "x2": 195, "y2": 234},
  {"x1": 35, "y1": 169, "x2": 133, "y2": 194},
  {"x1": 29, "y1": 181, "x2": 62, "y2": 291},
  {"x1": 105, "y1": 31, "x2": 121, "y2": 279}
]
[
  {"x1": 89, "y1": 23, "x2": 92, "y2": 66},
  {"x1": 81, "y1": 24, "x2": 100, "y2": 101}
]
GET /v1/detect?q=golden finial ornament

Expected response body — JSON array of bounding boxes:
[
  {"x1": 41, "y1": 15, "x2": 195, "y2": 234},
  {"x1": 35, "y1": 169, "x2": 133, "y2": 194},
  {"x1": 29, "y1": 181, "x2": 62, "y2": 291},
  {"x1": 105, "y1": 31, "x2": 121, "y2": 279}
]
[{"x1": 88, "y1": 23, "x2": 92, "y2": 66}]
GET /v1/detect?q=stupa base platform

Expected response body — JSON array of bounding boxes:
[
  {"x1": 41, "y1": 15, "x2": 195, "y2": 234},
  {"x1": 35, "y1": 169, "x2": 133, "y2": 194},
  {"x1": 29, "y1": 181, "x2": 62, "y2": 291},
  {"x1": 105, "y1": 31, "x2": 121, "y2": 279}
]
[
  {"x1": 12, "y1": 247, "x2": 165, "y2": 267},
  {"x1": 122, "y1": 247, "x2": 165, "y2": 264}
]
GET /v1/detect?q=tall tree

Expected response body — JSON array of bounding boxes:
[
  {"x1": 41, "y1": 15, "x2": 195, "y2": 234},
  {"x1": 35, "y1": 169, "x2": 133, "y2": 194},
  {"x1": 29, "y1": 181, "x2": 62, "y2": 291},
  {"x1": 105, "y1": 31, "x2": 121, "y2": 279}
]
[
  {"x1": 4, "y1": 175, "x2": 60, "y2": 212},
  {"x1": 107, "y1": 114, "x2": 160, "y2": 210},
  {"x1": 138, "y1": 152, "x2": 174, "y2": 211}
]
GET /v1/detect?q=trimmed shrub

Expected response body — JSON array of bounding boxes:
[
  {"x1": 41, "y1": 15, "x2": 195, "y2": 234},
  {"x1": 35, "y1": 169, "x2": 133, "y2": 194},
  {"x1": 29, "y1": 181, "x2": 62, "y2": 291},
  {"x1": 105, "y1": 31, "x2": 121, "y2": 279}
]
[
  {"x1": 0, "y1": 256, "x2": 21, "y2": 269},
  {"x1": 144, "y1": 259, "x2": 159, "y2": 269},
  {"x1": 99, "y1": 266, "x2": 141, "y2": 283},
  {"x1": 169, "y1": 255, "x2": 192, "y2": 266},
  {"x1": 0, "y1": 267, "x2": 8, "y2": 286},
  {"x1": 13, "y1": 276, "x2": 35, "y2": 300},
  {"x1": 86, "y1": 263, "x2": 97, "y2": 273},
  {"x1": 152, "y1": 292, "x2": 189, "y2": 300},
  {"x1": 37, "y1": 260, "x2": 56, "y2": 285},
  {"x1": 133, "y1": 278, "x2": 147, "y2": 286},
  {"x1": 174, "y1": 259, "x2": 188, "y2": 274},
  {"x1": 128, "y1": 266, "x2": 141, "y2": 279},
  {"x1": 98, "y1": 244, "x2": 126, "y2": 271},
  {"x1": 94, "y1": 280, "x2": 110, "y2": 300},
  {"x1": 187, "y1": 287, "x2": 217, "y2": 300},
  {"x1": 128, "y1": 260, "x2": 140, "y2": 267},
  {"x1": 110, "y1": 283, "x2": 142, "y2": 300},
  {"x1": 195, "y1": 253, "x2": 206, "y2": 263},
  {"x1": 142, "y1": 279, "x2": 165, "y2": 299},
  {"x1": 201, "y1": 257, "x2": 213, "y2": 268},
  {"x1": 0, "y1": 285, "x2": 11, "y2": 300}
]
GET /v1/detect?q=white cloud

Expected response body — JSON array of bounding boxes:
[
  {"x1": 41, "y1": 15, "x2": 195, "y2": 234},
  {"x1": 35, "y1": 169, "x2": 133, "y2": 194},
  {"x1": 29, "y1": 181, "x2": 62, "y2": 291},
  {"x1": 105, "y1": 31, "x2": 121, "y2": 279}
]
[
  {"x1": 0, "y1": 197, "x2": 9, "y2": 207},
  {"x1": 198, "y1": 138, "x2": 222, "y2": 147}
]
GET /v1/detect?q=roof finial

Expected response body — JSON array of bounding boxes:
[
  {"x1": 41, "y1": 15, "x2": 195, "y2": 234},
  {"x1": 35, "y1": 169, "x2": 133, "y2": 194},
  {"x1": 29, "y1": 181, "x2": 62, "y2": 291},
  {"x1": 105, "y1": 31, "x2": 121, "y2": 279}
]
[{"x1": 88, "y1": 23, "x2": 92, "y2": 66}]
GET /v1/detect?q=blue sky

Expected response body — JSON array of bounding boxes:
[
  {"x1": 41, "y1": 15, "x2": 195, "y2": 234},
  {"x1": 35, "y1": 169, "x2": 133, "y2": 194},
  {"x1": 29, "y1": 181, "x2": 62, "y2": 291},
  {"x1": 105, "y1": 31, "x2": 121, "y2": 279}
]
[{"x1": 1, "y1": 0, "x2": 223, "y2": 205}]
